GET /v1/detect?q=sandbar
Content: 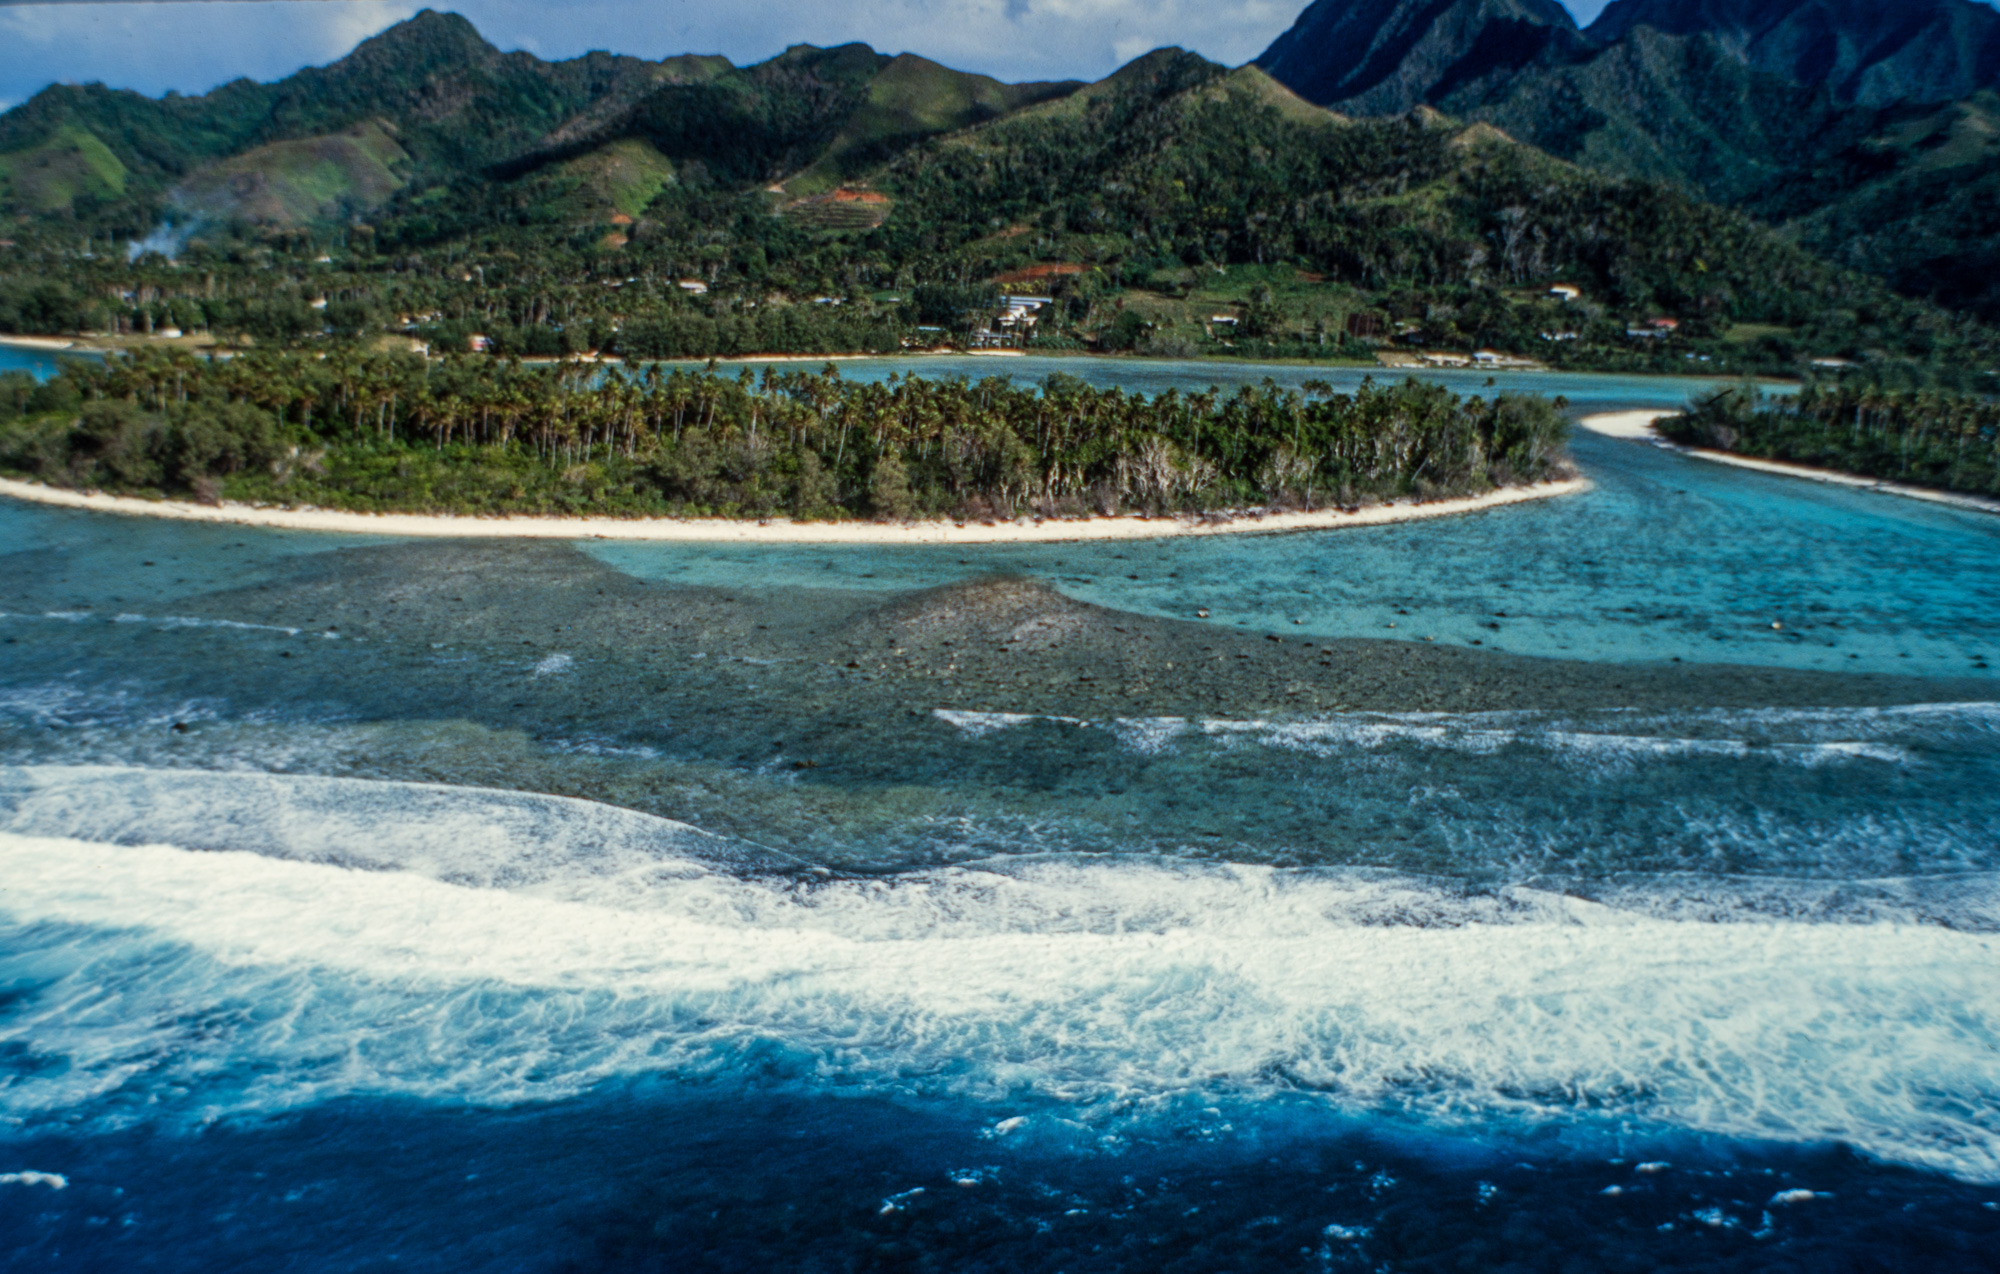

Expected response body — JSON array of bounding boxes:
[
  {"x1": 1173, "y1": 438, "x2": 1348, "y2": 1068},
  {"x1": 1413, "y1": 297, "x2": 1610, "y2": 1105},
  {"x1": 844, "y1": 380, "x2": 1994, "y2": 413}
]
[{"x1": 0, "y1": 475, "x2": 1587, "y2": 543}]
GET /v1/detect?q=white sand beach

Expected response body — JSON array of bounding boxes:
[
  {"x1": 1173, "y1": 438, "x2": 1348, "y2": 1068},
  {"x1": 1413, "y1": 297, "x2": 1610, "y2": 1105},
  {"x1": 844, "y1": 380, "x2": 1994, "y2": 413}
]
[
  {"x1": 1578, "y1": 410, "x2": 2000, "y2": 515},
  {"x1": 0, "y1": 475, "x2": 1588, "y2": 543},
  {"x1": 1576, "y1": 410, "x2": 1676, "y2": 439}
]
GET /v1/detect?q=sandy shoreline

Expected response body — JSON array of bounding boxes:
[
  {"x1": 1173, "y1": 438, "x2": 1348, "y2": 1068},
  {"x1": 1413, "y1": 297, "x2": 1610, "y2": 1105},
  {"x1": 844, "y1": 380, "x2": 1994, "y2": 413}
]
[
  {"x1": 1578, "y1": 411, "x2": 2000, "y2": 516},
  {"x1": 0, "y1": 475, "x2": 1588, "y2": 543}
]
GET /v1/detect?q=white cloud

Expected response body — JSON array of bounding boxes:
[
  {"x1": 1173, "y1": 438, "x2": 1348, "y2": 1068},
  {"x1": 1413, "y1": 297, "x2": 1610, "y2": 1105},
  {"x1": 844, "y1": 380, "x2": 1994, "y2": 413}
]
[{"x1": 0, "y1": 1, "x2": 417, "y2": 105}]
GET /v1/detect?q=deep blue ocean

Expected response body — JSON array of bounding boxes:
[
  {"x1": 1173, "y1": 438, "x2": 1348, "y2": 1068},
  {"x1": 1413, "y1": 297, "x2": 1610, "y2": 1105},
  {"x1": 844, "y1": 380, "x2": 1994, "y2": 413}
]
[{"x1": 2, "y1": 346, "x2": 1997, "y2": 1271}]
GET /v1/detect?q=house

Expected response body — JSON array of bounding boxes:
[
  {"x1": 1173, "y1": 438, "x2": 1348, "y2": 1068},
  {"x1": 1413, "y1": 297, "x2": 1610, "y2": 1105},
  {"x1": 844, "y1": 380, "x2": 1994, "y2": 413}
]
[
  {"x1": 1540, "y1": 330, "x2": 1579, "y2": 342},
  {"x1": 158, "y1": 327, "x2": 182, "y2": 339},
  {"x1": 1209, "y1": 315, "x2": 1239, "y2": 327},
  {"x1": 1421, "y1": 351, "x2": 1472, "y2": 367},
  {"x1": 677, "y1": 280, "x2": 709, "y2": 295},
  {"x1": 1811, "y1": 357, "x2": 1856, "y2": 369},
  {"x1": 467, "y1": 334, "x2": 490, "y2": 352},
  {"x1": 1548, "y1": 285, "x2": 1581, "y2": 301},
  {"x1": 309, "y1": 297, "x2": 329, "y2": 310},
  {"x1": 1625, "y1": 326, "x2": 1669, "y2": 340},
  {"x1": 995, "y1": 297, "x2": 1047, "y2": 329}
]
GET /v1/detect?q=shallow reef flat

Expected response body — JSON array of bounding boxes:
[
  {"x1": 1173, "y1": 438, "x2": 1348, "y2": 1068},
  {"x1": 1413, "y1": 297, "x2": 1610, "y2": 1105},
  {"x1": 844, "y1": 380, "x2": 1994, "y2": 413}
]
[{"x1": 189, "y1": 539, "x2": 1994, "y2": 721}]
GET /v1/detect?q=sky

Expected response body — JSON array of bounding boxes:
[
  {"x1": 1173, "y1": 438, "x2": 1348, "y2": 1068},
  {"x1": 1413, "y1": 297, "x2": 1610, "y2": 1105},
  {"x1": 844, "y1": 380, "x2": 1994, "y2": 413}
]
[{"x1": 0, "y1": 0, "x2": 1617, "y2": 112}]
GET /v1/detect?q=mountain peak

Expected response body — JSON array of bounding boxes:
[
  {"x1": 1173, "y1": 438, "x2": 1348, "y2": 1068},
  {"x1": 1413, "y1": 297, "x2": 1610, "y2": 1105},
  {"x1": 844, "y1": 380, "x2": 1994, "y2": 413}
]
[
  {"x1": 1257, "y1": 0, "x2": 1582, "y2": 114},
  {"x1": 332, "y1": 9, "x2": 500, "y2": 78}
]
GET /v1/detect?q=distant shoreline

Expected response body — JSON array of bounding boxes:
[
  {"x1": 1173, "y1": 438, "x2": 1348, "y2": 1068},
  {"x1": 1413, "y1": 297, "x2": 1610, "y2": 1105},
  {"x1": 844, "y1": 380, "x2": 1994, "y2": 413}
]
[
  {"x1": 0, "y1": 475, "x2": 1588, "y2": 543},
  {"x1": 0, "y1": 335, "x2": 1787, "y2": 384},
  {"x1": 1578, "y1": 410, "x2": 2000, "y2": 515}
]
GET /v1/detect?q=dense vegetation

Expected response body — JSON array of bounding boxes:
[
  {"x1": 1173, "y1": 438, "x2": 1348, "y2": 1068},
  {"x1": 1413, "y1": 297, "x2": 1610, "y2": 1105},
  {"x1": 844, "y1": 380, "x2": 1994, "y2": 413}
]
[
  {"x1": 0, "y1": 350, "x2": 1570, "y2": 518},
  {"x1": 1257, "y1": 0, "x2": 2000, "y2": 326},
  {"x1": 1659, "y1": 379, "x2": 2000, "y2": 496},
  {"x1": 2, "y1": 11, "x2": 1996, "y2": 386}
]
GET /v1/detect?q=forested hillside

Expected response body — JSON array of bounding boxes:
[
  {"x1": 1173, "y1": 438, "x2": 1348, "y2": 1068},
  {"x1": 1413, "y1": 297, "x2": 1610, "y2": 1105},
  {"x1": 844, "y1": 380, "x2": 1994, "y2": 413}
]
[
  {"x1": 0, "y1": 9, "x2": 1994, "y2": 381},
  {"x1": 1258, "y1": 0, "x2": 2000, "y2": 325}
]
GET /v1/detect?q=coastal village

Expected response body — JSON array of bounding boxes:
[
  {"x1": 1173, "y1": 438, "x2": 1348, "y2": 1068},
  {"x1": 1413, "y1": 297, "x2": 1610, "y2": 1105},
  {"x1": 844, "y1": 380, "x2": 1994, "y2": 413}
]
[{"x1": 14, "y1": 264, "x2": 1808, "y2": 376}]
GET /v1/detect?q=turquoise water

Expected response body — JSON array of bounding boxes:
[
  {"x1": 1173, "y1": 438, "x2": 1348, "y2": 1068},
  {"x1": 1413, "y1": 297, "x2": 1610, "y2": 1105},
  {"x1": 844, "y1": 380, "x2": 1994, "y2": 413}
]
[
  {"x1": 603, "y1": 359, "x2": 1997, "y2": 681},
  {"x1": 0, "y1": 342, "x2": 89, "y2": 380},
  {"x1": 590, "y1": 428, "x2": 2000, "y2": 679},
  {"x1": 2, "y1": 354, "x2": 1998, "y2": 1270}
]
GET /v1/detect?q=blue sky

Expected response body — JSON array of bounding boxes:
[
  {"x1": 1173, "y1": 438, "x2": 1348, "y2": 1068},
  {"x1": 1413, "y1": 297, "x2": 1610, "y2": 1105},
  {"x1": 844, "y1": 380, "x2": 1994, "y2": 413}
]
[{"x1": 0, "y1": 0, "x2": 1616, "y2": 112}]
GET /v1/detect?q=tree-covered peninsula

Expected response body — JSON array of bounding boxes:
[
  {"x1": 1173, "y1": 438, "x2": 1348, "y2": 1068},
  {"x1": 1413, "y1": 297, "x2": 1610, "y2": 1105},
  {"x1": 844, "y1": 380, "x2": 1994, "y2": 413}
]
[
  {"x1": 1661, "y1": 381, "x2": 2000, "y2": 498},
  {"x1": 0, "y1": 351, "x2": 1570, "y2": 520}
]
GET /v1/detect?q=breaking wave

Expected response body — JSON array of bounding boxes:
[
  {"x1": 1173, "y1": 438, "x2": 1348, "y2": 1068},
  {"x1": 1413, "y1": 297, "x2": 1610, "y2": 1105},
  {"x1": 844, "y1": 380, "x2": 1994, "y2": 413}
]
[{"x1": 0, "y1": 766, "x2": 1995, "y2": 1182}]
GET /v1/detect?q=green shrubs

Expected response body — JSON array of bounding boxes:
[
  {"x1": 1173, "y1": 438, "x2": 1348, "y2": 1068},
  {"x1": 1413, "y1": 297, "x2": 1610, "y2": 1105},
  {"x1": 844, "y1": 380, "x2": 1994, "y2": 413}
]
[
  {"x1": 1661, "y1": 379, "x2": 2000, "y2": 495},
  {"x1": 0, "y1": 392, "x2": 285, "y2": 499}
]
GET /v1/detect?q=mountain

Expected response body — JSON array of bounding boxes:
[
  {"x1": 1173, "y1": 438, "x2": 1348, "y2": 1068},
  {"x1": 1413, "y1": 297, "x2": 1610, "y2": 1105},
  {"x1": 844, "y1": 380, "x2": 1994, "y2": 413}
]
[
  {"x1": 845, "y1": 49, "x2": 1982, "y2": 370},
  {"x1": 1589, "y1": 0, "x2": 2000, "y2": 105},
  {"x1": 0, "y1": 10, "x2": 1078, "y2": 229},
  {"x1": 1434, "y1": 22, "x2": 1868, "y2": 204},
  {"x1": 1785, "y1": 91, "x2": 2000, "y2": 320},
  {"x1": 1256, "y1": 0, "x2": 2000, "y2": 321},
  {"x1": 1256, "y1": 0, "x2": 1585, "y2": 115},
  {"x1": 1261, "y1": 0, "x2": 2000, "y2": 114},
  {"x1": 0, "y1": 11, "x2": 670, "y2": 208}
]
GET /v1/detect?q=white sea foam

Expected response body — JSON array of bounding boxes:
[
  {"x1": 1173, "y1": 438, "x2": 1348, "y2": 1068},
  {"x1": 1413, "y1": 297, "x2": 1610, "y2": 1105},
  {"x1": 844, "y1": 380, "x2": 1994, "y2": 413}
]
[
  {"x1": 532, "y1": 653, "x2": 575, "y2": 678},
  {"x1": 934, "y1": 709, "x2": 1077, "y2": 737},
  {"x1": 0, "y1": 1171, "x2": 67, "y2": 1189},
  {"x1": 113, "y1": 612, "x2": 335, "y2": 638},
  {"x1": 0, "y1": 685, "x2": 227, "y2": 731},
  {"x1": 0, "y1": 769, "x2": 1995, "y2": 1181},
  {"x1": 0, "y1": 765, "x2": 779, "y2": 883},
  {"x1": 6, "y1": 609, "x2": 337, "y2": 639},
  {"x1": 935, "y1": 705, "x2": 1953, "y2": 770}
]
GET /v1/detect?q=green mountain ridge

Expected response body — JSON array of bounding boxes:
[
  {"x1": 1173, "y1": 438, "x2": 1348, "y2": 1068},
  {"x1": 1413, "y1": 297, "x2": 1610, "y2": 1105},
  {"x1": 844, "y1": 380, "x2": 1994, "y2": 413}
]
[
  {"x1": 1590, "y1": 0, "x2": 2000, "y2": 106},
  {"x1": 0, "y1": 10, "x2": 1076, "y2": 230},
  {"x1": 1257, "y1": 0, "x2": 2000, "y2": 322}
]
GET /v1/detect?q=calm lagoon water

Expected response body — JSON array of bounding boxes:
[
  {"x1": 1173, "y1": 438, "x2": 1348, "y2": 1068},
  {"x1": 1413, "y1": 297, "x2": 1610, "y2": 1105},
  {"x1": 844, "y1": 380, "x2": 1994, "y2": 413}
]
[{"x1": 2, "y1": 354, "x2": 1998, "y2": 1271}]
